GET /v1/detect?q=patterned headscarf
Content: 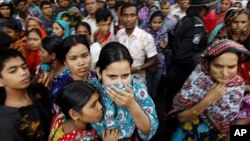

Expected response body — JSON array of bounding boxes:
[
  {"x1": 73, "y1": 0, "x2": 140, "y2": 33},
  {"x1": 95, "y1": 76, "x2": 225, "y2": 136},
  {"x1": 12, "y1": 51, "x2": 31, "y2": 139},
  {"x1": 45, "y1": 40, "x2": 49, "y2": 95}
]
[
  {"x1": 216, "y1": 8, "x2": 249, "y2": 42},
  {"x1": 202, "y1": 39, "x2": 250, "y2": 61},
  {"x1": 26, "y1": 16, "x2": 48, "y2": 37},
  {"x1": 170, "y1": 39, "x2": 250, "y2": 134}
]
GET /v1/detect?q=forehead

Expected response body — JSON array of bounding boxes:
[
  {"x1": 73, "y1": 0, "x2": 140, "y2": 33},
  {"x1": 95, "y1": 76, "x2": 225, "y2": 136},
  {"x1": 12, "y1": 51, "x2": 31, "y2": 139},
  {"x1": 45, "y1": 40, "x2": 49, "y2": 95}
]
[
  {"x1": 104, "y1": 61, "x2": 131, "y2": 73},
  {"x1": 53, "y1": 23, "x2": 62, "y2": 28},
  {"x1": 42, "y1": 4, "x2": 51, "y2": 8},
  {"x1": 67, "y1": 44, "x2": 89, "y2": 55},
  {"x1": 28, "y1": 19, "x2": 39, "y2": 24},
  {"x1": 232, "y1": 13, "x2": 249, "y2": 21},
  {"x1": 17, "y1": 1, "x2": 26, "y2": 6},
  {"x1": 212, "y1": 52, "x2": 238, "y2": 64},
  {"x1": 85, "y1": 0, "x2": 97, "y2": 4},
  {"x1": 2, "y1": 26, "x2": 14, "y2": 31},
  {"x1": 122, "y1": 6, "x2": 137, "y2": 14},
  {"x1": 98, "y1": 17, "x2": 112, "y2": 23},
  {"x1": 2, "y1": 57, "x2": 24, "y2": 69},
  {"x1": 28, "y1": 31, "x2": 40, "y2": 37},
  {"x1": 0, "y1": 5, "x2": 10, "y2": 9}
]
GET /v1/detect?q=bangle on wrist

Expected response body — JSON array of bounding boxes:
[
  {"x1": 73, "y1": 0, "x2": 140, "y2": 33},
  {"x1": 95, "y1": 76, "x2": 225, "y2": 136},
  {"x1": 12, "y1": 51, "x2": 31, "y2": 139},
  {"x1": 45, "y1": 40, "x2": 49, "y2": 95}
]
[{"x1": 136, "y1": 66, "x2": 142, "y2": 73}]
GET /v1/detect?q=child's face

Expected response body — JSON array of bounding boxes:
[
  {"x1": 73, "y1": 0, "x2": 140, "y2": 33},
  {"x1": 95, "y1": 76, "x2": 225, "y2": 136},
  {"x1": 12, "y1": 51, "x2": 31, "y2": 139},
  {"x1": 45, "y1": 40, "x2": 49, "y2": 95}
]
[
  {"x1": 97, "y1": 17, "x2": 112, "y2": 34},
  {"x1": 52, "y1": 23, "x2": 65, "y2": 37},
  {"x1": 76, "y1": 92, "x2": 103, "y2": 124},
  {"x1": 220, "y1": 0, "x2": 232, "y2": 12},
  {"x1": 2, "y1": 27, "x2": 18, "y2": 41},
  {"x1": 64, "y1": 44, "x2": 91, "y2": 80},
  {"x1": 0, "y1": 57, "x2": 30, "y2": 90},
  {"x1": 0, "y1": 5, "x2": 11, "y2": 18},
  {"x1": 40, "y1": 47, "x2": 54, "y2": 64},
  {"x1": 161, "y1": 4, "x2": 170, "y2": 17},
  {"x1": 27, "y1": 19, "x2": 41, "y2": 31},
  {"x1": 28, "y1": 31, "x2": 42, "y2": 51},
  {"x1": 150, "y1": 16, "x2": 163, "y2": 31},
  {"x1": 99, "y1": 60, "x2": 131, "y2": 87}
]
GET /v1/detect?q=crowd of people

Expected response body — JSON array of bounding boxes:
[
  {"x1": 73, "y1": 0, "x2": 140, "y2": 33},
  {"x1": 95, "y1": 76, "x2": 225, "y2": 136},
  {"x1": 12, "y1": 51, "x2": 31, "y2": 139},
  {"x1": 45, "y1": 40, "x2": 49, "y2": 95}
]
[{"x1": 0, "y1": 0, "x2": 250, "y2": 141}]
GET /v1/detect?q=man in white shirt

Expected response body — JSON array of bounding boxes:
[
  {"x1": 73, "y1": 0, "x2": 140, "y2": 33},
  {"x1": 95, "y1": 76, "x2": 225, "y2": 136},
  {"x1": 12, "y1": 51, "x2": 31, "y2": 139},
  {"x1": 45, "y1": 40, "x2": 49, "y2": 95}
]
[
  {"x1": 82, "y1": 0, "x2": 99, "y2": 42},
  {"x1": 116, "y1": 3, "x2": 157, "y2": 84}
]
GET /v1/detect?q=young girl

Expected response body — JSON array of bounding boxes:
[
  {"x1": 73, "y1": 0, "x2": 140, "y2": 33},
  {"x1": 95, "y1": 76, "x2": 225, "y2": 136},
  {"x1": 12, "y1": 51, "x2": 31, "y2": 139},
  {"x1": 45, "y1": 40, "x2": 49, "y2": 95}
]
[
  {"x1": 2, "y1": 19, "x2": 27, "y2": 57},
  {"x1": 26, "y1": 28, "x2": 47, "y2": 75},
  {"x1": 50, "y1": 35, "x2": 95, "y2": 101},
  {"x1": 52, "y1": 20, "x2": 71, "y2": 39},
  {"x1": 75, "y1": 22, "x2": 102, "y2": 70},
  {"x1": 91, "y1": 42, "x2": 158, "y2": 140},
  {"x1": 49, "y1": 81, "x2": 119, "y2": 141},
  {"x1": 144, "y1": 10, "x2": 168, "y2": 98},
  {"x1": 0, "y1": 48, "x2": 52, "y2": 140},
  {"x1": 40, "y1": 36, "x2": 69, "y2": 84}
]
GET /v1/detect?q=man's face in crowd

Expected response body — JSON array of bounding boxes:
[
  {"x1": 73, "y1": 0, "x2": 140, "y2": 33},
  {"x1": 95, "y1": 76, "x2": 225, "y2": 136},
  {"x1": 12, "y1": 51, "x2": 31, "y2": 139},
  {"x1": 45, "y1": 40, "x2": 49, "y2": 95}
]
[{"x1": 121, "y1": 6, "x2": 137, "y2": 30}]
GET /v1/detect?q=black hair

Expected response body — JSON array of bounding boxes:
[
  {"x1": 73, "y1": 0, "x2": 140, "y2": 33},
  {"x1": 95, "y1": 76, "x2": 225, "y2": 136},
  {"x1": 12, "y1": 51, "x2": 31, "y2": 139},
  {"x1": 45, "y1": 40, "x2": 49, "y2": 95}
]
[
  {"x1": 187, "y1": 6, "x2": 209, "y2": 17},
  {"x1": 114, "y1": 1, "x2": 124, "y2": 12},
  {"x1": 75, "y1": 21, "x2": 92, "y2": 35},
  {"x1": 40, "y1": 1, "x2": 52, "y2": 9},
  {"x1": 14, "y1": 0, "x2": 26, "y2": 6},
  {"x1": 0, "y1": 48, "x2": 25, "y2": 105},
  {"x1": 149, "y1": 10, "x2": 163, "y2": 23},
  {"x1": 56, "y1": 81, "x2": 96, "y2": 119},
  {"x1": 42, "y1": 36, "x2": 63, "y2": 62},
  {"x1": 0, "y1": 32, "x2": 12, "y2": 49},
  {"x1": 120, "y1": 2, "x2": 138, "y2": 15},
  {"x1": 0, "y1": 48, "x2": 25, "y2": 77},
  {"x1": 97, "y1": 0, "x2": 107, "y2": 9},
  {"x1": 58, "y1": 35, "x2": 90, "y2": 62},
  {"x1": 95, "y1": 8, "x2": 113, "y2": 23},
  {"x1": 96, "y1": 42, "x2": 133, "y2": 73},
  {"x1": 2, "y1": 19, "x2": 23, "y2": 32}
]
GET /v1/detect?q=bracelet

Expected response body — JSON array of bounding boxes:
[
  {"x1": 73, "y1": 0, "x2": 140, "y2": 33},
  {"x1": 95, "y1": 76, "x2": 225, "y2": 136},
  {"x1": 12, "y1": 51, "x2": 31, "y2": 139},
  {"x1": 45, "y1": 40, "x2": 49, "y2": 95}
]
[{"x1": 137, "y1": 66, "x2": 142, "y2": 73}]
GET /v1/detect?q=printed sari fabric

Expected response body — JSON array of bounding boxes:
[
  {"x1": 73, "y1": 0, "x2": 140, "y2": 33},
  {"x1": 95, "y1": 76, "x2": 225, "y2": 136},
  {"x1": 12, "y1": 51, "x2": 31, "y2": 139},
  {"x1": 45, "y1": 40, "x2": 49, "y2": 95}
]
[
  {"x1": 49, "y1": 113, "x2": 98, "y2": 141},
  {"x1": 169, "y1": 39, "x2": 249, "y2": 140}
]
